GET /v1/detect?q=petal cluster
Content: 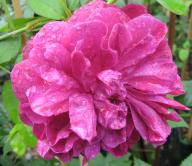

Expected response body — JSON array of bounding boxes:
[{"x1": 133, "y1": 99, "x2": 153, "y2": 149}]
[{"x1": 11, "y1": 0, "x2": 188, "y2": 163}]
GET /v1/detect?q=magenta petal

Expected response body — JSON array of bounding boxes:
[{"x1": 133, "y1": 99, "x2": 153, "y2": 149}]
[
  {"x1": 147, "y1": 95, "x2": 189, "y2": 110},
  {"x1": 84, "y1": 143, "x2": 100, "y2": 160},
  {"x1": 51, "y1": 134, "x2": 78, "y2": 153},
  {"x1": 71, "y1": 49, "x2": 91, "y2": 82},
  {"x1": 36, "y1": 140, "x2": 53, "y2": 160},
  {"x1": 109, "y1": 15, "x2": 167, "y2": 55},
  {"x1": 102, "y1": 128, "x2": 126, "y2": 148},
  {"x1": 58, "y1": 152, "x2": 73, "y2": 163},
  {"x1": 149, "y1": 102, "x2": 182, "y2": 122},
  {"x1": 26, "y1": 85, "x2": 70, "y2": 116},
  {"x1": 69, "y1": 93, "x2": 97, "y2": 141},
  {"x1": 43, "y1": 43, "x2": 71, "y2": 71},
  {"x1": 46, "y1": 113, "x2": 69, "y2": 145},
  {"x1": 129, "y1": 96, "x2": 171, "y2": 145},
  {"x1": 109, "y1": 142, "x2": 129, "y2": 157},
  {"x1": 11, "y1": 59, "x2": 44, "y2": 101},
  {"x1": 97, "y1": 100, "x2": 127, "y2": 130},
  {"x1": 121, "y1": 4, "x2": 147, "y2": 19},
  {"x1": 20, "y1": 103, "x2": 46, "y2": 124}
]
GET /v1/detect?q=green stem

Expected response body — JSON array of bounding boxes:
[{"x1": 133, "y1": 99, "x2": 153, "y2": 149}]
[
  {"x1": 2, "y1": 0, "x2": 15, "y2": 30},
  {"x1": 107, "y1": 0, "x2": 117, "y2": 4},
  {"x1": 0, "y1": 65, "x2": 10, "y2": 74},
  {"x1": 0, "y1": 27, "x2": 27, "y2": 40},
  {"x1": 0, "y1": 17, "x2": 49, "y2": 41}
]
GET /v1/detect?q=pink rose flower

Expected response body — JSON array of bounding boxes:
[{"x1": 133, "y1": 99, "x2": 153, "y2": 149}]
[{"x1": 11, "y1": 0, "x2": 189, "y2": 163}]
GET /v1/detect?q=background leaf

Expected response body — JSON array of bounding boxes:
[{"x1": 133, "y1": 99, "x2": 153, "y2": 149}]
[
  {"x1": 67, "y1": 0, "x2": 80, "y2": 11},
  {"x1": 105, "y1": 154, "x2": 132, "y2": 166},
  {"x1": 175, "y1": 81, "x2": 192, "y2": 107},
  {"x1": 0, "y1": 37, "x2": 21, "y2": 64},
  {"x1": 27, "y1": 0, "x2": 66, "y2": 19},
  {"x1": 2, "y1": 80, "x2": 20, "y2": 123},
  {"x1": 134, "y1": 157, "x2": 152, "y2": 166},
  {"x1": 168, "y1": 118, "x2": 189, "y2": 128},
  {"x1": 181, "y1": 154, "x2": 192, "y2": 166},
  {"x1": 156, "y1": 0, "x2": 188, "y2": 15},
  {"x1": 8, "y1": 123, "x2": 36, "y2": 156}
]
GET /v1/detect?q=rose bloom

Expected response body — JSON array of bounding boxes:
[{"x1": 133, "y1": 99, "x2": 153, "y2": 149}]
[{"x1": 11, "y1": 0, "x2": 189, "y2": 163}]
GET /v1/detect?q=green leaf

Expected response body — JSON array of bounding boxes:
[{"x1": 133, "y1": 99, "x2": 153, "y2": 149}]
[
  {"x1": 9, "y1": 123, "x2": 36, "y2": 148},
  {"x1": 10, "y1": 134, "x2": 26, "y2": 156},
  {"x1": 89, "y1": 154, "x2": 105, "y2": 166},
  {"x1": 67, "y1": 0, "x2": 80, "y2": 11},
  {"x1": 3, "y1": 140, "x2": 12, "y2": 156},
  {"x1": 134, "y1": 157, "x2": 151, "y2": 166},
  {"x1": 8, "y1": 123, "x2": 37, "y2": 156},
  {"x1": 156, "y1": 0, "x2": 188, "y2": 15},
  {"x1": 69, "y1": 159, "x2": 79, "y2": 166},
  {"x1": 15, "y1": 53, "x2": 23, "y2": 64},
  {"x1": 179, "y1": 49, "x2": 189, "y2": 61},
  {"x1": 0, "y1": 156, "x2": 14, "y2": 166},
  {"x1": 80, "y1": 0, "x2": 89, "y2": 5},
  {"x1": 168, "y1": 118, "x2": 188, "y2": 128},
  {"x1": 2, "y1": 81, "x2": 20, "y2": 123},
  {"x1": 27, "y1": 0, "x2": 66, "y2": 19},
  {"x1": 181, "y1": 154, "x2": 192, "y2": 166},
  {"x1": 105, "y1": 153, "x2": 132, "y2": 166},
  {"x1": 175, "y1": 81, "x2": 192, "y2": 107},
  {"x1": 0, "y1": 36, "x2": 21, "y2": 64}
]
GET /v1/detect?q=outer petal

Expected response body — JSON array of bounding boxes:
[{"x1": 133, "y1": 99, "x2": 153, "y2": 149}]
[
  {"x1": 121, "y1": 4, "x2": 147, "y2": 19},
  {"x1": 51, "y1": 134, "x2": 78, "y2": 153},
  {"x1": 36, "y1": 140, "x2": 53, "y2": 160},
  {"x1": 46, "y1": 113, "x2": 70, "y2": 145},
  {"x1": 11, "y1": 59, "x2": 46, "y2": 102},
  {"x1": 109, "y1": 15, "x2": 167, "y2": 56},
  {"x1": 128, "y1": 96, "x2": 171, "y2": 145},
  {"x1": 69, "y1": 93, "x2": 97, "y2": 141},
  {"x1": 126, "y1": 52, "x2": 184, "y2": 94},
  {"x1": 26, "y1": 69, "x2": 79, "y2": 117},
  {"x1": 57, "y1": 151, "x2": 73, "y2": 163},
  {"x1": 26, "y1": 85, "x2": 69, "y2": 116},
  {"x1": 96, "y1": 100, "x2": 127, "y2": 130},
  {"x1": 84, "y1": 143, "x2": 100, "y2": 160},
  {"x1": 69, "y1": 0, "x2": 129, "y2": 29},
  {"x1": 19, "y1": 103, "x2": 46, "y2": 124},
  {"x1": 102, "y1": 128, "x2": 126, "y2": 148}
]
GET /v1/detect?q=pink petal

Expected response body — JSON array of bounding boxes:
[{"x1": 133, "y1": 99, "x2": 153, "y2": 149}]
[
  {"x1": 20, "y1": 103, "x2": 46, "y2": 124},
  {"x1": 51, "y1": 134, "x2": 78, "y2": 153},
  {"x1": 46, "y1": 113, "x2": 69, "y2": 145},
  {"x1": 33, "y1": 123, "x2": 45, "y2": 140},
  {"x1": 36, "y1": 140, "x2": 53, "y2": 160},
  {"x1": 128, "y1": 96, "x2": 171, "y2": 145},
  {"x1": 58, "y1": 151, "x2": 73, "y2": 163},
  {"x1": 69, "y1": 93, "x2": 97, "y2": 141},
  {"x1": 84, "y1": 143, "x2": 100, "y2": 160},
  {"x1": 26, "y1": 85, "x2": 69, "y2": 116},
  {"x1": 97, "y1": 100, "x2": 127, "y2": 130},
  {"x1": 11, "y1": 59, "x2": 45, "y2": 102},
  {"x1": 102, "y1": 128, "x2": 126, "y2": 148},
  {"x1": 109, "y1": 15, "x2": 167, "y2": 55},
  {"x1": 121, "y1": 4, "x2": 147, "y2": 19}
]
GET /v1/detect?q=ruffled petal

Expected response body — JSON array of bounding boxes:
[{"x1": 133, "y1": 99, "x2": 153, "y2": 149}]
[
  {"x1": 128, "y1": 95, "x2": 171, "y2": 145},
  {"x1": 121, "y1": 4, "x2": 147, "y2": 19},
  {"x1": 69, "y1": 93, "x2": 97, "y2": 141}
]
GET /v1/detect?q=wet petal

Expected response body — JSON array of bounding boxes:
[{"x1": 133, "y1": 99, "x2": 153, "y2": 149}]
[{"x1": 69, "y1": 93, "x2": 97, "y2": 141}]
